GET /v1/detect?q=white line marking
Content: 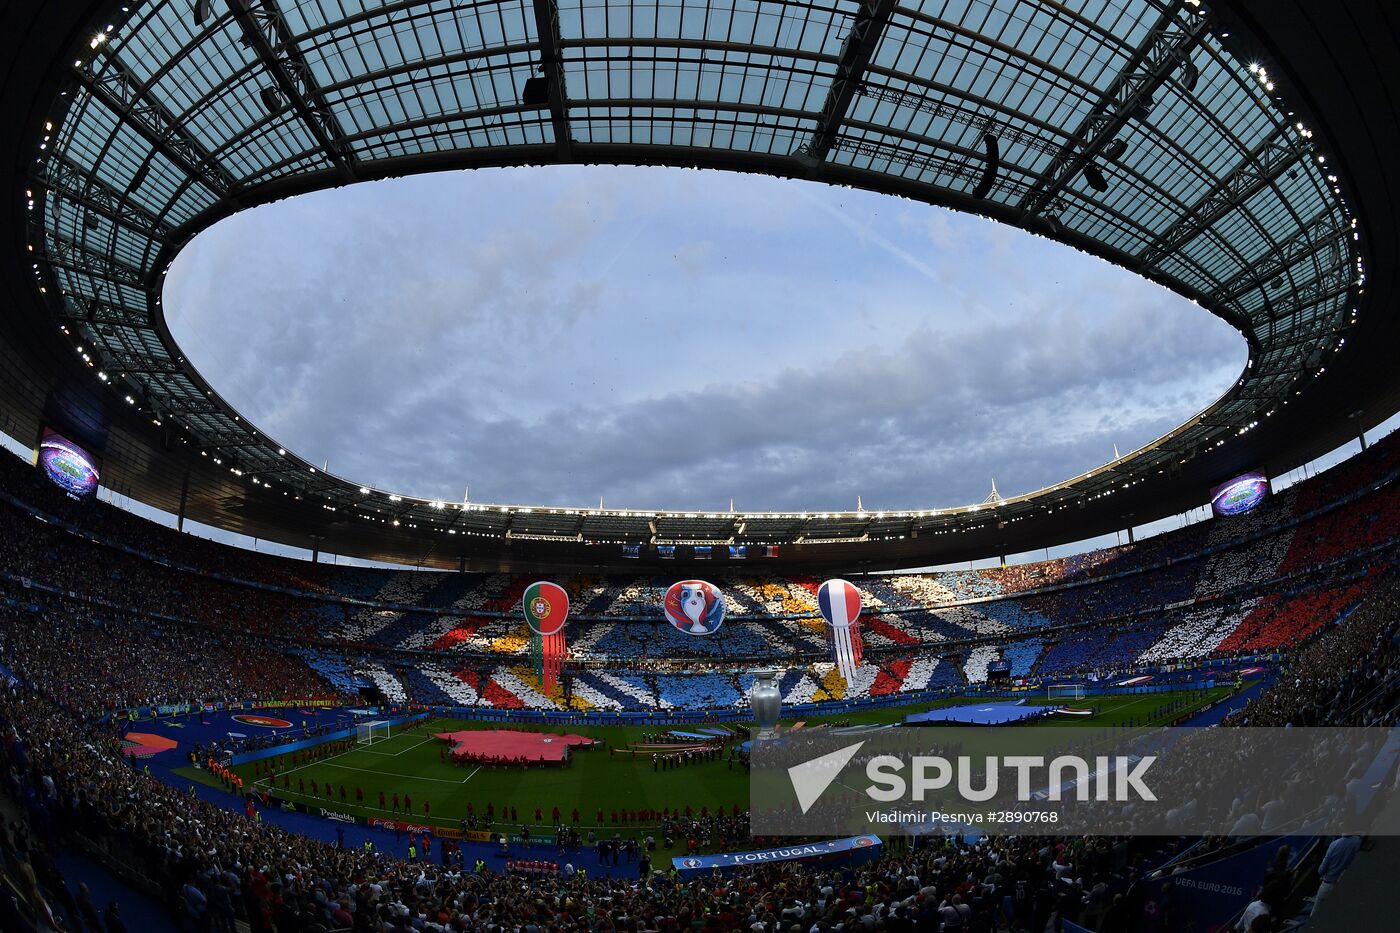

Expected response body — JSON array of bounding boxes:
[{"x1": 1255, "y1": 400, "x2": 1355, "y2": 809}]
[
  {"x1": 355, "y1": 737, "x2": 430, "y2": 757},
  {"x1": 314, "y1": 762, "x2": 473, "y2": 785}
]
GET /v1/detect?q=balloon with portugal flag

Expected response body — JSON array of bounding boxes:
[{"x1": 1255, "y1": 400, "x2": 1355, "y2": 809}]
[
  {"x1": 522, "y1": 581, "x2": 569, "y2": 692},
  {"x1": 818, "y1": 579, "x2": 864, "y2": 686}
]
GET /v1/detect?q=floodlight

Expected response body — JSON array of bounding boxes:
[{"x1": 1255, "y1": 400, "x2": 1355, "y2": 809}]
[
  {"x1": 522, "y1": 76, "x2": 550, "y2": 107},
  {"x1": 1180, "y1": 58, "x2": 1200, "y2": 92}
]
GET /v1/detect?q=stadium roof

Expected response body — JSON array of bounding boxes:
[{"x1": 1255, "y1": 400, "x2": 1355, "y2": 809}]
[{"x1": 1, "y1": 0, "x2": 1397, "y2": 572}]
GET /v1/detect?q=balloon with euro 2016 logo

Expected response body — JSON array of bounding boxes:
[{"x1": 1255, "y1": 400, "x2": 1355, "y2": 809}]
[{"x1": 663, "y1": 580, "x2": 726, "y2": 636}]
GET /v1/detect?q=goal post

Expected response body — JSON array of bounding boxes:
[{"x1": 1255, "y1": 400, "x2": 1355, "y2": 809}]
[
  {"x1": 1047, "y1": 684, "x2": 1087, "y2": 701},
  {"x1": 356, "y1": 720, "x2": 391, "y2": 745}
]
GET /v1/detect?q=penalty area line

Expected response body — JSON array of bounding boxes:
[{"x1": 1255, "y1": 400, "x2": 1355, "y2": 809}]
[
  {"x1": 313, "y1": 761, "x2": 476, "y2": 785},
  {"x1": 356, "y1": 737, "x2": 432, "y2": 757}
]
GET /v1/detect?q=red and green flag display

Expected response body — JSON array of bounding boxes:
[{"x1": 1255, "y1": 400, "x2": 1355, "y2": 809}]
[{"x1": 522, "y1": 581, "x2": 569, "y2": 692}]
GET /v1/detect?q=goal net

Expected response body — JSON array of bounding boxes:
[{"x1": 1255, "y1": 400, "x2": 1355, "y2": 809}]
[
  {"x1": 356, "y1": 721, "x2": 391, "y2": 745},
  {"x1": 1047, "y1": 684, "x2": 1087, "y2": 701}
]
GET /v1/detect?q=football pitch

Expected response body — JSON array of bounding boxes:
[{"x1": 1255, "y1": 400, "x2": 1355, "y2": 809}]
[{"x1": 191, "y1": 685, "x2": 1237, "y2": 843}]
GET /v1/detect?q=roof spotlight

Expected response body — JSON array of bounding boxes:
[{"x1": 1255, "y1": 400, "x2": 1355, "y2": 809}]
[
  {"x1": 1102, "y1": 138, "x2": 1128, "y2": 162},
  {"x1": 1180, "y1": 58, "x2": 1200, "y2": 93},
  {"x1": 1082, "y1": 162, "x2": 1109, "y2": 192},
  {"x1": 1130, "y1": 92, "x2": 1154, "y2": 122},
  {"x1": 521, "y1": 76, "x2": 550, "y2": 107},
  {"x1": 194, "y1": 0, "x2": 214, "y2": 27},
  {"x1": 971, "y1": 132, "x2": 1001, "y2": 199},
  {"x1": 259, "y1": 86, "x2": 283, "y2": 114}
]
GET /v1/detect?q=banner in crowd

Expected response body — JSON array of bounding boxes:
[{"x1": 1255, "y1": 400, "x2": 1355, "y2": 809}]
[
  {"x1": 1164, "y1": 835, "x2": 1310, "y2": 931},
  {"x1": 121, "y1": 696, "x2": 341, "y2": 721},
  {"x1": 818, "y1": 579, "x2": 864, "y2": 685},
  {"x1": 509, "y1": 833, "x2": 557, "y2": 845},
  {"x1": 672, "y1": 835, "x2": 881, "y2": 874},
  {"x1": 523, "y1": 581, "x2": 569, "y2": 692},
  {"x1": 663, "y1": 580, "x2": 726, "y2": 636},
  {"x1": 365, "y1": 817, "x2": 491, "y2": 841},
  {"x1": 259, "y1": 698, "x2": 341, "y2": 710},
  {"x1": 367, "y1": 817, "x2": 436, "y2": 836}
]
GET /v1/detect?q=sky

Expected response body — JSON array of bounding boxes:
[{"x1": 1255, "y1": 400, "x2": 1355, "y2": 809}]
[{"x1": 164, "y1": 164, "x2": 1247, "y2": 515}]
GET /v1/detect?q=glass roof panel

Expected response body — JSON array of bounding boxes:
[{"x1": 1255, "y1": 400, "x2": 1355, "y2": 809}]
[{"x1": 27, "y1": 0, "x2": 1360, "y2": 520}]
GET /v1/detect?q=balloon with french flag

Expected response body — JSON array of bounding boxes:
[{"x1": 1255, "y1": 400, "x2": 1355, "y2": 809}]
[{"x1": 817, "y1": 579, "x2": 864, "y2": 686}]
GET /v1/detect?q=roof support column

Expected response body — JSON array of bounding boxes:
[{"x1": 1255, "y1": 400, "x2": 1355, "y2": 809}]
[
  {"x1": 529, "y1": 0, "x2": 573, "y2": 160},
  {"x1": 800, "y1": 0, "x2": 898, "y2": 163}
]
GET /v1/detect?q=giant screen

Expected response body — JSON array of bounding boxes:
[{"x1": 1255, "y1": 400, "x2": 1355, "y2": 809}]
[
  {"x1": 1209, "y1": 471, "x2": 1269, "y2": 518},
  {"x1": 37, "y1": 429, "x2": 99, "y2": 499}
]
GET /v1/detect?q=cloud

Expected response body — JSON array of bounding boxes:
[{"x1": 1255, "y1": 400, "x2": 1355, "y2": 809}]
[{"x1": 164, "y1": 165, "x2": 1244, "y2": 512}]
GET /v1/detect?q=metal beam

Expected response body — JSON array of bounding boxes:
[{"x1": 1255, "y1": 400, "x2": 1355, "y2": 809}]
[
  {"x1": 1139, "y1": 125, "x2": 1309, "y2": 268},
  {"x1": 1216, "y1": 207, "x2": 1349, "y2": 303},
  {"x1": 56, "y1": 294, "x2": 150, "y2": 328},
  {"x1": 76, "y1": 51, "x2": 236, "y2": 196},
  {"x1": 528, "y1": 0, "x2": 572, "y2": 159},
  {"x1": 105, "y1": 350, "x2": 183, "y2": 375},
  {"x1": 228, "y1": 0, "x2": 356, "y2": 181},
  {"x1": 164, "y1": 398, "x2": 222, "y2": 415},
  {"x1": 825, "y1": 135, "x2": 1047, "y2": 204},
  {"x1": 802, "y1": 0, "x2": 898, "y2": 162},
  {"x1": 856, "y1": 83, "x2": 1064, "y2": 161},
  {"x1": 1018, "y1": 2, "x2": 1209, "y2": 216},
  {"x1": 39, "y1": 231, "x2": 145, "y2": 288},
  {"x1": 36, "y1": 154, "x2": 173, "y2": 242},
  {"x1": 199, "y1": 430, "x2": 266, "y2": 449}
]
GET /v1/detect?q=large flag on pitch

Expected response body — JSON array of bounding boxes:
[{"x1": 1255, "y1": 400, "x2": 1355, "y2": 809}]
[
  {"x1": 818, "y1": 579, "x2": 864, "y2": 686},
  {"x1": 522, "y1": 581, "x2": 569, "y2": 692}
]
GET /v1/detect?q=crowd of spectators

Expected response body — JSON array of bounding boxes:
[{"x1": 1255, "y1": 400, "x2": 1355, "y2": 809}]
[
  {"x1": 0, "y1": 667, "x2": 1216, "y2": 932},
  {"x1": 0, "y1": 558, "x2": 1389, "y2": 930},
  {"x1": 0, "y1": 491, "x2": 1393, "y2": 928},
  {"x1": 1223, "y1": 576, "x2": 1400, "y2": 728},
  {"x1": 0, "y1": 590, "x2": 334, "y2": 718},
  {"x1": 1, "y1": 429, "x2": 1399, "y2": 674}
]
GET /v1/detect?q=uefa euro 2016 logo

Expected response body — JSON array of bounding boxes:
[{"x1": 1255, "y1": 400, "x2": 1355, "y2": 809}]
[{"x1": 663, "y1": 580, "x2": 726, "y2": 636}]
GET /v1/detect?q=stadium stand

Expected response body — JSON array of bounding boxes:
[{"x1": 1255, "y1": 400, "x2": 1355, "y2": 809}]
[
  {"x1": 0, "y1": 559, "x2": 1392, "y2": 931},
  {"x1": 0, "y1": 430, "x2": 1398, "y2": 715},
  {"x1": 0, "y1": 429, "x2": 1395, "y2": 932}
]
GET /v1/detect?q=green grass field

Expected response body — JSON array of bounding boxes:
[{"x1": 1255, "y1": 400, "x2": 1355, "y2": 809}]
[{"x1": 177, "y1": 685, "x2": 1238, "y2": 852}]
